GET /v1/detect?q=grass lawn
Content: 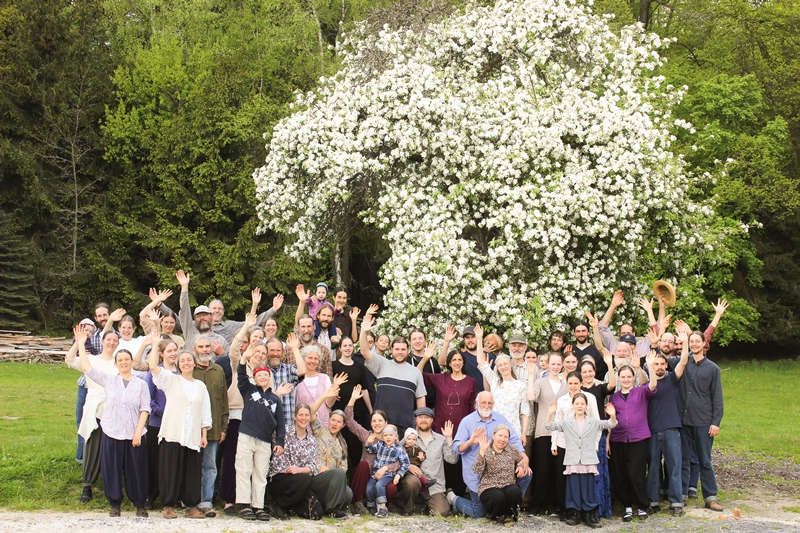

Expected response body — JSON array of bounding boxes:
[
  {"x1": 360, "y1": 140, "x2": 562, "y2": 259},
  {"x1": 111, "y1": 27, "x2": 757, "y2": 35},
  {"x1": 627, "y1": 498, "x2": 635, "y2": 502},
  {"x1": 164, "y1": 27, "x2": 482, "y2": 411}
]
[{"x1": 0, "y1": 359, "x2": 797, "y2": 510}]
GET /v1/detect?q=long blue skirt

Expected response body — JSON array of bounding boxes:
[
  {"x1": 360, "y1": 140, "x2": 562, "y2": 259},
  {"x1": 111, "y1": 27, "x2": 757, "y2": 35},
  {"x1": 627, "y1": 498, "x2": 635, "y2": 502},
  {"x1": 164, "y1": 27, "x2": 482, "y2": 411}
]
[{"x1": 595, "y1": 433, "x2": 612, "y2": 517}]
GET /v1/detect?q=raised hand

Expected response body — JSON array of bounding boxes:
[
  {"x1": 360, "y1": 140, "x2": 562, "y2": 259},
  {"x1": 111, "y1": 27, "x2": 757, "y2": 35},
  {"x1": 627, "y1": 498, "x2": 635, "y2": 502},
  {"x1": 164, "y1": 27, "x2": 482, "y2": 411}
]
[
  {"x1": 712, "y1": 298, "x2": 729, "y2": 317},
  {"x1": 645, "y1": 348, "x2": 656, "y2": 369},
  {"x1": 73, "y1": 324, "x2": 90, "y2": 344},
  {"x1": 423, "y1": 340, "x2": 436, "y2": 360},
  {"x1": 444, "y1": 325, "x2": 457, "y2": 344},
  {"x1": 646, "y1": 324, "x2": 660, "y2": 345},
  {"x1": 473, "y1": 323, "x2": 484, "y2": 339},
  {"x1": 275, "y1": 383, "x2": 293, "y2": 397},
  {"x1": 145, "y1": 307, "x2": 161, "y2": 326},
  {"x1": 365, "y1": 304, "x2": 379, "y2": 316},
  {"x1": 272, "y1": 293, "x2": 284, "y2": 312},
  {"x1": 350, "y1": 384, "x2": 364, "y2": 402},
  {"x1": 630, "y1": 351, "x2": 642, "y2": 369},
  {"x1": 605, "y1": 402, "x2": 616, "y2": 418},
  {"x1": 350, "y1": 307, "x2": 361, "y2": 320},
  {"x1": 601, "y1": 347, "x2": 613, "y2": 367},
  {"x1": 324, "y1": 384, "x2": 341, "y2": 400},
  {"x1": 148, "y1": 287, "x2": 158, "y2": 302},
  {"x1": 154, "y1": 288, "x2": 173, "y2": 303},
  {"x1": 611, "y1": 290, "x2": 624, "y2": 308},
  {"x1": 295, "y1": 284, "x2": 309, "y2": 303},
  {"x1": 547, "y1": 401, "x2": 558, "y2": 415},
  {"x1": 637, "y1": 297, "x2": 654, "y2": 313},
  {"x1": 361, "y1": 313, "x2": 375, "y2": 333},
  {"x1": 332, "y1": 372, "x2": 349, "y2": 387},
  {"x1": 286, "y1": 332, "x2": 299, "y2": 350},
  {"x1": 674, "y1": 319, "x2": 692, "y2": 337},
  {"x1": 243, "y1": 311, "x2": 258, "y2": 329},
  {"x1": 585, "y1": 311, "x2": 599, "y2": 329},
  {"x1": 251, "y1": 287, "x2": 262, "y2": 307},
  {"x1": 442, "y1": 420, "x2": 454, "y2": 439},
  {"x1": 477, "y1": 433, "x2": 490, "y2": 454},
  {"x1": 658, "y1": 313, "x2": 673, "y2": 335},
  {"x1": 241, "y1": 344, "x2": 255, "y2": 361},
  {"x1": 175, "y1": 269, "x2": 190, "y2": 289},
  {"x1": 109, "y1": 308, "x2": 126, "y2": 322},
  {"x1": 469, "y1": 427, "x2": 486, "y2": 445}
]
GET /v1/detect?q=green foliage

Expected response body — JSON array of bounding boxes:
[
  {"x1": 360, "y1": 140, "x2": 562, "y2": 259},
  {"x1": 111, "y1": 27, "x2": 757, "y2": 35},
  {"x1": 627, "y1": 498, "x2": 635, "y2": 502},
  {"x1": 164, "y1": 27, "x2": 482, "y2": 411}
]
[{"x1": 0, "y1": 214, "x2": 39, "y2": 329}]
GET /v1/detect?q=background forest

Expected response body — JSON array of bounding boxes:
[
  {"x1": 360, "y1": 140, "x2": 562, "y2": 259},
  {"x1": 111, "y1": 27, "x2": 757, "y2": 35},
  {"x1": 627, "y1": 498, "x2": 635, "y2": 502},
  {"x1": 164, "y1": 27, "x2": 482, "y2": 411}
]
[{"x1": 1, "y1": 0, "x2": 798, "y2": 355}]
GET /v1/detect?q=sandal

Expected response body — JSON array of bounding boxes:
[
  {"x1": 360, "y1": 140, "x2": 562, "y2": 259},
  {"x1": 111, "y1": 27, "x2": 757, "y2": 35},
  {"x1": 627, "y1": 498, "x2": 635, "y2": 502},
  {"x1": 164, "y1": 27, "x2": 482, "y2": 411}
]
[
  {"x1": 239, "y1": 507, "x2": 257, "y2": 521},
  {"x1": 253, "y1": 508, "x2": 270, "y2": 521}
]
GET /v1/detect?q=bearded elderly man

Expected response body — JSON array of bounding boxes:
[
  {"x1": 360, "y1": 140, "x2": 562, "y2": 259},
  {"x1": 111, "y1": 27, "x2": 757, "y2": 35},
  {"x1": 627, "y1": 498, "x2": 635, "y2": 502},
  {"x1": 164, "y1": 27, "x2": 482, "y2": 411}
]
[
  {"x1": 449, "y1": 391, "x2": 532, "y2": 518},
  {"x1": 266, "y1": 335, "x2": 307, "y2": 421},
  {"x1": 192, "y1": 335, "x2": 229, "y2": 517},
  {"x1": 176, "y1": 269, "x2": 230, "y2": 358},
  {"x1": 281, "y1": 314, "x2": 333, "y2": 378}
]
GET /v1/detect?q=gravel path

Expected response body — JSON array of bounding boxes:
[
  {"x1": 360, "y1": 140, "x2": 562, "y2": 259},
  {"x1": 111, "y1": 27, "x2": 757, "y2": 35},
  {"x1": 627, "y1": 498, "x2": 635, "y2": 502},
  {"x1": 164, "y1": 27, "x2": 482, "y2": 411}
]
[{"x1": 2, "y1": 506, "x2": 800, "y2": 533}]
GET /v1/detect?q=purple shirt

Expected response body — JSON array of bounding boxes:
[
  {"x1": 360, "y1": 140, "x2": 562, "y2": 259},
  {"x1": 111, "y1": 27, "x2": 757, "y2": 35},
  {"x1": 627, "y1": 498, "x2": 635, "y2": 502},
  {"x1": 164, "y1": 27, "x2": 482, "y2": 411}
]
[
  {"x1": 87, "y1": 367, "x2": 150, "y2": 441},
  {"x1": 609, "y1": 384, "x2": 656, "y2": 443}
]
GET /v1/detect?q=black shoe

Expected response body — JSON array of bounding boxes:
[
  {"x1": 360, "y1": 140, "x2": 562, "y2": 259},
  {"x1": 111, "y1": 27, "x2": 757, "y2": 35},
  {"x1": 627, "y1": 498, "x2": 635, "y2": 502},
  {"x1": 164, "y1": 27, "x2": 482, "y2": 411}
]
[
  {"x1": 647, "y1": 505, "x2": 661, "y2": 515},
  {"x1": 637, "y1": 509, "x2": 648, "y2": 520},
  {"x1": 688, "y1": 488, "x2": 698, "y2": 499},
  {"x1": 670, "y1": 506, "x2": 685, "y2": 516},
  {"x1": 144, "y1": 498, "x2": 154, "y2": 510},
  {"x1": 582, "y1": 511, "x2": 602, "y2": 529},
  {"x1": 565, "y1": 510, "x2": 580, "y2": 526},
  {"x1": 223, "y1": 505, "x2": 237, "y2": 516},
  {"x1": 330, "y1": 508, "x2": 347, "y2": 519},
  {"x1": 623, "y1": 510, "x2": 633, "y2": 522},
  {"x1": 253, "y1": 508, "x2": 270, "y2": 521},
  {"x1": 272, "y1": 504, "x2": 289, "y2": 520},
  {"x1": 79, "y1": 486, "x2": 92, "y2": 503}
]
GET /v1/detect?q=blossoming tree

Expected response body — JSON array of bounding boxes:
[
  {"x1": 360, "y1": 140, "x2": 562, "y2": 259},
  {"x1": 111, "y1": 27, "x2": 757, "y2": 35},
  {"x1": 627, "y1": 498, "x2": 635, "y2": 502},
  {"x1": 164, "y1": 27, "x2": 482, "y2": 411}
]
[{"x1": 254, "y1": 0, "x2": 720, "y2": 338}]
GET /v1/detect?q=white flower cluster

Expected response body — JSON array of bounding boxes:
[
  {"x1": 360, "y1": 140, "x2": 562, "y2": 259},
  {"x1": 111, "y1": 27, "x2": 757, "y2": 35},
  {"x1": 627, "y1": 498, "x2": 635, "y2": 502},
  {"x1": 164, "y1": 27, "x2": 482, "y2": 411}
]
[{"x1": 253, "y1": 0, "x2": 713, "y2": 339}]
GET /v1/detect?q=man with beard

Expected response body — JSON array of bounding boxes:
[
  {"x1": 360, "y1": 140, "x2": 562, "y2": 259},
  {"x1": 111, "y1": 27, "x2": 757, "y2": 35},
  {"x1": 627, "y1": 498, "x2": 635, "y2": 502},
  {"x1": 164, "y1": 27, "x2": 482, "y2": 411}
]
[
  {"x1": 572, "y1": 321, "x2": 607, "y2": 378},
  {"x1": 505, "y1": 331, "x2": 530, "y2": 382},
  {"x1": 192, "y1": 335, "x2": 229, "y2": 517},
  {"x1": 646, "y1": 330, "x2": 689, "y2": 517},
  {"x1": 437, "y1": 325, "x2": 494, "y2": 393},
  {"x1": 449, "y1": 392, "x2": 532, "y2": 518},
  {"x1": 207, "y1": 288, "x2": 284, "y2": 344},
  {"x1": 295, "y1": 286, "x2": 339, "y2": 351},
  {"x1": 282, "y1": 314, "x2": 333, "y2": 378},
  {"x1": 409, "y1": 328, "x2": 440, "y2": 410},
  {"x1": 394, "y1": 407, "x2": 458, "y2": 516},
  {"x1": 267, "y1": 334, "x2": 307, "y2": 421},
  {"x1": 176, "y1": 270, "x2": 230, "y2": 358},
  {"x1": 359, "y1": 312, "x2": 426, "y2": 437}
]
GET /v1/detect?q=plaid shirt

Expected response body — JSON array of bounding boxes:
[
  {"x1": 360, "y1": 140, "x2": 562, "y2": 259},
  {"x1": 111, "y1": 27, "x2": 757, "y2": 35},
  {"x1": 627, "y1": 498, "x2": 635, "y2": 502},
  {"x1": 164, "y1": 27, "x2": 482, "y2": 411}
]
[
  {"x1": 365, "y1": 440, "x2": 410, "y2": 478},
  {"x1": 269, "y1": 423, "x2": 318, "y2": 477},
  {"x1": 272, "y1": 363, "x2": 300, "y2": 422}
]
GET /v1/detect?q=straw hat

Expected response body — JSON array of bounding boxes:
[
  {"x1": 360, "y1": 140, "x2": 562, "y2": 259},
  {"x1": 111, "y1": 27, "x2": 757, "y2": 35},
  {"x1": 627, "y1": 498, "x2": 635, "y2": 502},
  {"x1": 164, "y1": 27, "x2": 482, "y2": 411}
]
[{"x1": 653, "y1": 280, "x2": 676, "y2": 307}]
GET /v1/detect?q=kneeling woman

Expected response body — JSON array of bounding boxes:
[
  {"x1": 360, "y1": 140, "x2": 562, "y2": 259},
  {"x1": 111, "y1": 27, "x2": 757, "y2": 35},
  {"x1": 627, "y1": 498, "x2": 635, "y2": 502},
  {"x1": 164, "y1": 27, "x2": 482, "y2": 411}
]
[
  {"x1": 73, "y1": 326, "x2": 150, "y2": 517},
  {"x1": 473, "y1": 424, "x2": 524, "y2": 526},
  {"x1": 148, "y1": 344, "x2": 212, "y2": 519},
  {"x1": 309, "y1": 384, "x2": 352, "y2": 518},
  {"x1": 546, "y1": 394, "x2": 618, "y2": 528},
  {"x1": 267, "y1": 403, "x2": 324, "y2": 520}
]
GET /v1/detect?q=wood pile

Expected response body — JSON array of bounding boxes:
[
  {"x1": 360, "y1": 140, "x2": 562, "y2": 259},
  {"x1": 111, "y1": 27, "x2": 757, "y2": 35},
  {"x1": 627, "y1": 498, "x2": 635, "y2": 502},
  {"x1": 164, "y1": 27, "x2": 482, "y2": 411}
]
[{"x1": 0, "y1": 331, "x2": 72, "y2": 364}]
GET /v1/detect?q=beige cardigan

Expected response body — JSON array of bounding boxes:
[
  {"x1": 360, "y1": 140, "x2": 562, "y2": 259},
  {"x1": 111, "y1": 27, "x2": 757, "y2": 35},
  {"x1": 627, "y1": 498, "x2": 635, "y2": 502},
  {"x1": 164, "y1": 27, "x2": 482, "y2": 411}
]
[{"x1": 153, "y1": 371, "x2": 212, "y2": 451}]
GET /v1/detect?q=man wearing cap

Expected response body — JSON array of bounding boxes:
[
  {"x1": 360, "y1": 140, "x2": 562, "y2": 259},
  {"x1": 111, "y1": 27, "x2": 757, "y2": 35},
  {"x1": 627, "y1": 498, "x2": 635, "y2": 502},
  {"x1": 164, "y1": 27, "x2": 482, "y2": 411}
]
[
  {"x1": 359, "y1": 312, "x2": 426, "y2": 437},
  {"x1": 438, "y1": 325, "x2": 495, "y2": 393},
  {"x1": 596, "y1": 290, "x2": 652, "y2": 359},
  {"x1": 449, "y1": 391, "x2": 532, "y2": 518},
  {"x1": 192, "y1": 334, "x2": 229, "y2": 517},
  {"x1": 176, "y1": 269, "x2": 230, "y2": 358},
  {"x1": 506, "y1": 331, "x2": 530, "y2": 382},
  {"x1": 207, "y1": 289, "x2": 284, "y2": 344},
  {"x1": 395, "y1": 408, "x2": 458, "y2": 516}
]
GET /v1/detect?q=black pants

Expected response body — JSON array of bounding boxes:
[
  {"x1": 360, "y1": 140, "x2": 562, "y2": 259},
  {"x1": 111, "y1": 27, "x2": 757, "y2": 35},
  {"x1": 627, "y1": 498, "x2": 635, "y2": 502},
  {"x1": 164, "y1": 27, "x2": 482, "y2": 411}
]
[
  {"x1": 219, "y1": 418, "x2": 240, "y2": 504},
  {"x1": 444, "y1": 456, "x2": 467, "y2": 496},
  {"x1": 610, "y1": 439, "x2": 649, "y2": 509},
  {"x1": 531, "y1": 437, "x2": 559, "y2": 511},
  {"x1": 268, "y1": 472, "x2": 314, "y2": 508},
  {"x1": 555, "y1": 446, "x2": 567, "y2": 511},
  {"x1": 159, "y1": 441, "x2": 201, "y2": 508},
  {"x1": 100, "y1": 433, "x2": 148, "y2": 508},
  {"x1": 146, "y1": 425, "x2": 160, "y2": 501},
  {"x1": 82, "y1": 422, "x2": 102, "y2": 487},
  {"x1": 340, "y1": 426, "x2": 363, "y2": 479},
  {"x1": 480, "y1": 484, "x2": 522, "y2": 518}
]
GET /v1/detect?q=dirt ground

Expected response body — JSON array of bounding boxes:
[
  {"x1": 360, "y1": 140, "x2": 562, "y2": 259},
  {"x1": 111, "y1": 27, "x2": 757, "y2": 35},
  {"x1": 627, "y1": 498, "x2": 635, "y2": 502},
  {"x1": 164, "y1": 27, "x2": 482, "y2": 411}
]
[{"x1": 1, "y1": 449, "x2": 799, "y2": 533}]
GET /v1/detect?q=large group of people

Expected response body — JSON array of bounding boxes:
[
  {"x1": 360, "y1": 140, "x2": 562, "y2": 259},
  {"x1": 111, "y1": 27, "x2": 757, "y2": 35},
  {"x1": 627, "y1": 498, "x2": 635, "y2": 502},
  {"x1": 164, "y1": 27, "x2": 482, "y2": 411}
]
[{"x1": 66, "y1": 273, "x2": 727, "y2": 526}]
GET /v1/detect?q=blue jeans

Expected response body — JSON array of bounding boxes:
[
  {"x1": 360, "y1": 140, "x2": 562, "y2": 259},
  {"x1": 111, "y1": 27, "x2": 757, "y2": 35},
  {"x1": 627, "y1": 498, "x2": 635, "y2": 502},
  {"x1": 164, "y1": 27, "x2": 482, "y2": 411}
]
[
  {"x1": 453, "y1": 473, "x2": 532, "y2": 518},
  {"x1": 200, "y1": 440, "x2": 219, "y2": 508},
  {"x1": 76, "y1": 384, "x2": 88, "y2": 461},
  {"x1": 366, "y1": 474, "x2": 394, "y2": 505},
  {"x1": 681, "y1": 426, "x2": 717, "y2": 502},
  {"x1": 647, "y1": 429, "x2": 682, "y2": 507}
]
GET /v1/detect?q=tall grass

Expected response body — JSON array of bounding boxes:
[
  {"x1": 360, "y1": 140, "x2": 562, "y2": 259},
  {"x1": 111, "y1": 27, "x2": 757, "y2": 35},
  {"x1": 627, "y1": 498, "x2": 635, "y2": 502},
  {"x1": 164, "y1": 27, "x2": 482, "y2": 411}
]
[{"x1": 0, "y1": 359, "x2": 797, "y2": 510}]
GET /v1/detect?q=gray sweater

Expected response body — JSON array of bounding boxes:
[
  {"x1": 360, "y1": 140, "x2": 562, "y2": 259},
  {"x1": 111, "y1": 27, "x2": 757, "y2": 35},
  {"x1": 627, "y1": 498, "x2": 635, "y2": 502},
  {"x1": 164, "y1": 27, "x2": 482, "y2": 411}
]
[{"x1": 545, "y1": 416, "x2": 617, "y2": 466}]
